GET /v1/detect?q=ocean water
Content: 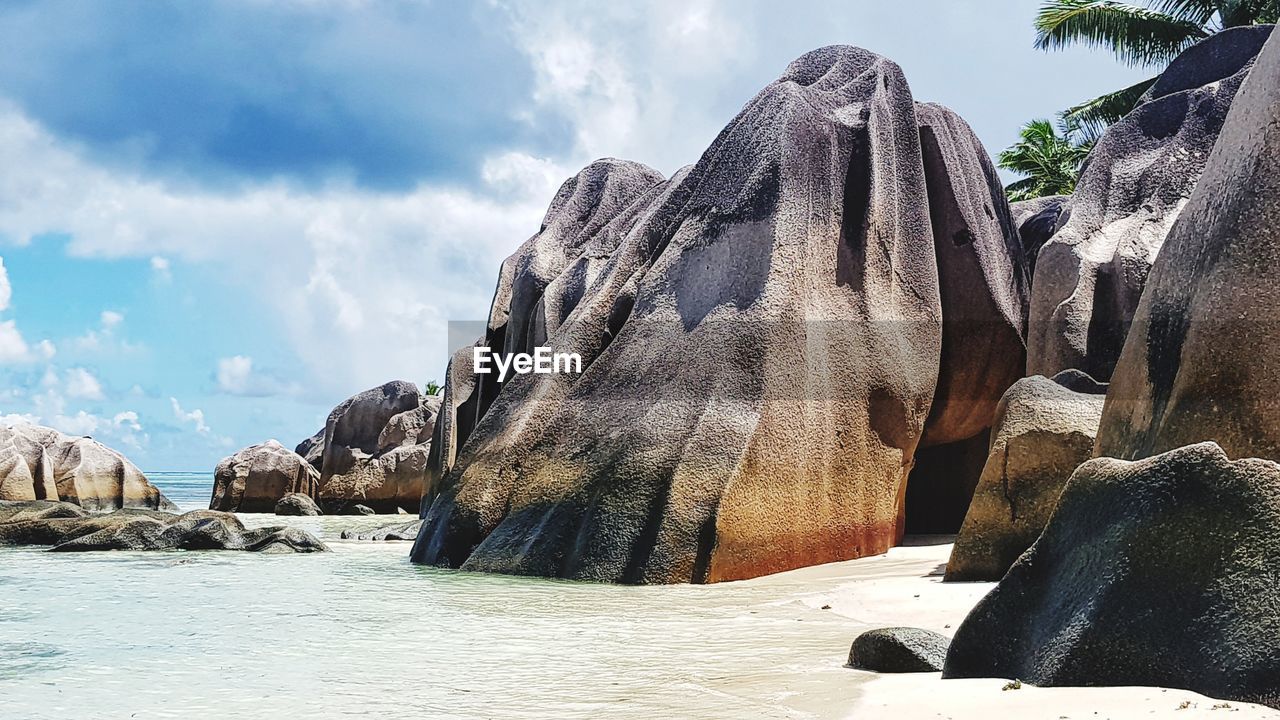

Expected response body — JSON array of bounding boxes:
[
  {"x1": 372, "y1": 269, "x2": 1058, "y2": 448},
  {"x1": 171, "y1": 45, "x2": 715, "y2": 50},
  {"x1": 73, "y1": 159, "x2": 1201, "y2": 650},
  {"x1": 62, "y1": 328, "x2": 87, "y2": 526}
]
[{"x1": 0, "y1": 474, "x2": 879, "y2": 719}]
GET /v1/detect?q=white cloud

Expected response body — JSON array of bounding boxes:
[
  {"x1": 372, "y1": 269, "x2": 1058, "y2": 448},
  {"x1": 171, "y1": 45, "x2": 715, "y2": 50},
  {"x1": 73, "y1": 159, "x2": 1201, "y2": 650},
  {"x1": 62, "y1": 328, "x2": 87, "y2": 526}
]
[
  {"x1": 100, "y1": 310, "x2": 124, "y2": 330},
  {"x1": 216, "y1": 355, "x2": 253, "y2": 394},
  {"x1": 0, "y1": 103, "x2": 564, "y2": 392},
  {"x1": 70, "y1": 307, "x2": 140, "y2": 354},
  {"x1": 169, "y1": 397, "x2": 211, "y2": 435},
  {"x1": 0, "y1": 256, "x2": 11, "y2": 312},
  {"x1": 64, "y1": 367, "x2": 104, "y2": 400},
  {"x1": 0, "y1": 319, "x2": 29, "y2": 362},
  {"x1": 149, "y1": 256, "x2": 171, "y2": 282},
  {"x1": 49, "y1": 410, "x2": 98, "y2": 436},
  {"x1": 112, "y1": 410, "x2": 141, "y2": 431}
]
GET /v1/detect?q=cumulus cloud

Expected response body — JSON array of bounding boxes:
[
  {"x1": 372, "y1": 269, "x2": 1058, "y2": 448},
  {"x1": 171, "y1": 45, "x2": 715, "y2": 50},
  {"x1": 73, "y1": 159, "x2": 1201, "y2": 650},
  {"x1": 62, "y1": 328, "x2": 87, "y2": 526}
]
[
  {"x1": 214, "y1": 354, "x2": 299, "y2": 397},
  {"x1": 64, "y1": 367, "x2": 105, "y2": 400},
  {"x1": 169, "y1": 397, "x2": 211, "y2": 435},
  {"x1": 0, "y1": 104, "x2": 564, "y2": 391},
  {"x1": 0, "y1": 319, "x2": 29, "y2": 362}
]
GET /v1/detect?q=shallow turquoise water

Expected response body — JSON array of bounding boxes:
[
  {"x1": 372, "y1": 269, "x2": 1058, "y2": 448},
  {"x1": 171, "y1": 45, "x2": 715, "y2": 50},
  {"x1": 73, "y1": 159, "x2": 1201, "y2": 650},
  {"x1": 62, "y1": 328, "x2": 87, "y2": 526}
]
[{"x1": 0, "y1": 474, "x2": 863, "y2": 719}]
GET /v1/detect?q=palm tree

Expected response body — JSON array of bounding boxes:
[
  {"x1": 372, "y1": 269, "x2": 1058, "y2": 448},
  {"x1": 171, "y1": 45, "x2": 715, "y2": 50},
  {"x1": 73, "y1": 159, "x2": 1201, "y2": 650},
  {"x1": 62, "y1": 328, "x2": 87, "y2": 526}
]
[
  {"x1": 998, "y1": 118, "x2": 1094, "y2": 201},
  {"x1": 1035, "y1": 0, "x2": 1278, "y2": 132}
]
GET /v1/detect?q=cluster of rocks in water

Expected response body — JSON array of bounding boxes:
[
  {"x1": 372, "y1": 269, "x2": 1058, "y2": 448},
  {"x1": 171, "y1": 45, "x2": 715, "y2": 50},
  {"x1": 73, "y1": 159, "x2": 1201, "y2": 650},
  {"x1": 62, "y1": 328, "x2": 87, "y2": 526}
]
[
  {"x1": 0, "y1": 500, "x2": 327, "y2": 553},
  {"x1": 211, "y1": 380, "x2": 440, "y2": 517}
]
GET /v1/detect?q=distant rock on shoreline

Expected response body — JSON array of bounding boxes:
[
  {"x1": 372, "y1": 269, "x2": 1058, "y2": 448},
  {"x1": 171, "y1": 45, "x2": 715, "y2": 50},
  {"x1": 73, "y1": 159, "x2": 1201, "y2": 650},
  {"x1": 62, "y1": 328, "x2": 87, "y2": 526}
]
[
  {"x1": 0, "y1": 421, "x2": 176, "y2": 512},
  {"x1": 211, "y1": 381, "x2": 441, "y2": 515}
]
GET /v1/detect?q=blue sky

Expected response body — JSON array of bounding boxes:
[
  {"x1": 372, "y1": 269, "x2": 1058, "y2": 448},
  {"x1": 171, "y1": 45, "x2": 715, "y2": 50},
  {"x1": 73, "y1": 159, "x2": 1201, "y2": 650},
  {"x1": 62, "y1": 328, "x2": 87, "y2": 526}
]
[{"x1": 0, "y1": 0, "x2": 1150, "y2": 470}]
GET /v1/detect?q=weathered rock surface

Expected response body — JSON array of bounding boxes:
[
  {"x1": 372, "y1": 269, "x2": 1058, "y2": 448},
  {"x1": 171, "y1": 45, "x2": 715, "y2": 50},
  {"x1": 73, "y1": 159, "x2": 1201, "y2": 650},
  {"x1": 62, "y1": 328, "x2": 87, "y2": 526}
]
[
  {"x1": 1026, "y1": 27, "x2": 1272, "y2": 381},
  {"x1": 304, "y1": 381, "x2": 440, "y2": 514},
  {"x1": 0, "y1": 422, "x2": 175, "y2": 511},
  {"x1": 0, "y1": 500, "x2": 328, "y2": 553},
  {"x1": 1096, "y1": 26, "x2": 1280, "y2": 463},
  {"x1": 943, "y1": 442, "x2": 1280, "y2": 709},
  {"x1": 295, "y1": 429, "x2": 324, "y2": 472},
  {"x1": 210, "y1": 440, "x2": 320, "y2": 513},
  {"x1": 848, "y1": 627, "x2": 950, "y2": 673},
  {"x1": 905, "y1": 104, "x2": 1029, "y2": 531},
  {"x1": 275, "y1": 492, "x2": 322, "y2": 516},
  {"x1": 1009, "y1": 195, "x2": 1068, "y2": 271},
  {"x1": 945, "y1": 370, "x2": 1106, "y2": 581},
  {"x1": 414, "y1": 45, "x2": 946, "y2": 583},
  {"x1": 915, "y1": 102, "x2": 1028, "y2": 450}
]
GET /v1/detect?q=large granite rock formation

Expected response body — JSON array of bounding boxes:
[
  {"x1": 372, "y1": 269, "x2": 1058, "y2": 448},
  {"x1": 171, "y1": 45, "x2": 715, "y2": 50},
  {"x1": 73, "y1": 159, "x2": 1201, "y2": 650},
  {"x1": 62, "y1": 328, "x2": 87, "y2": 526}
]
[
  {"x1": 210, "y1": 440, "x2": 320, "y2": 513},
  {"x1": 307, "y1": 381, "x2": 439, "y2": 514},
  {"x1": 0, "y1": 421, "x2": 175, "y2": 511},
  {"x1": 1096, "y1": 26, "x2": 1280, "y2": 463},
  {"x1": 905, "y1": 103, "x2": 1029, "y2": 532},
  {"x1": 942, "y1": 442, "x2": 1280, "y2": 709},
  {"x1": 945, "y1": 370, "x2": 1106, "y2": 581},
  {"x1": 414, "y1": 45, "x2": 1034, "y2": 584},
  {"x1": 1026, "y1": 26, "x2": 1272, "y2": 381},
  {"x1": 0, "y1": 500, "x2": 327, "y2": 553}
]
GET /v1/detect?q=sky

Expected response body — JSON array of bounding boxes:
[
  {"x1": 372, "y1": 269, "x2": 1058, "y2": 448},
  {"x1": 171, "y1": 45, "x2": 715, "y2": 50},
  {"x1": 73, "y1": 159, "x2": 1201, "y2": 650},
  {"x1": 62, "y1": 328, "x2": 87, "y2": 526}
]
[{"x1": 0, "y1": 0, "x2": 1151, "y2": 470}]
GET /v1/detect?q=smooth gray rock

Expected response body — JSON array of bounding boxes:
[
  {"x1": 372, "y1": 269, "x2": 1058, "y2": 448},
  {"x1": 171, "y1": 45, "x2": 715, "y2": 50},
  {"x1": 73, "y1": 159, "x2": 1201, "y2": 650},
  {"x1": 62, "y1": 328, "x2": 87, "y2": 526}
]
[
  {"x1": 849, "y1": 627, "x2": 950, "y2": 673},
  {"x1": 943, "y1": 442, "x2": 1280, "y2": 709},
  {"x1": 274, "y1": 492, "x2": 322, "y2": 516}
]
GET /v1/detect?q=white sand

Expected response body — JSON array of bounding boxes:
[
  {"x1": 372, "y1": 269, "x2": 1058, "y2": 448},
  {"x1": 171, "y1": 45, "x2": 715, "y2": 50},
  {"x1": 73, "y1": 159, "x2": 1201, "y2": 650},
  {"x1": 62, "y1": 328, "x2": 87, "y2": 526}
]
[{"x1": 739, "y1": 539, "x2": 1280, "y2": 719}]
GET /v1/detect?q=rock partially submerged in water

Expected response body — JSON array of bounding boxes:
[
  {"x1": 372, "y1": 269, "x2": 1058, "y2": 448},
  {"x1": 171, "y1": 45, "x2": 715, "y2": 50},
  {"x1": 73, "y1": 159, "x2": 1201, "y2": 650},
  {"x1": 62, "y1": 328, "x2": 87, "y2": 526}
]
[
  {"x1": 1026, "y1": 26, "x2": 1272, "y2": 381},
  {"x1": 211, "y1": 440, "x2": 320, "y2": 513},
  {"x1": 945, "y1": 370, "x2": 1106, "y2": 582},
  {"x1": 0, "y1": 421, "x2": 176, "y2": 512},
  {"x1": 0, "y1": 500, "x2": 328, "y2": 553},
  {"x1": 310, "y1": 381, "x2": 439, "y2": 514},
  {"x1": 848, "y1": 627, "x2": 950, "y2": 673},
  {"x1": 943, "y1": 442, "x2": 1280, "y2": 708},
  {"x1": 275, "y1": 492, "x2": 322, "y2": 516}
]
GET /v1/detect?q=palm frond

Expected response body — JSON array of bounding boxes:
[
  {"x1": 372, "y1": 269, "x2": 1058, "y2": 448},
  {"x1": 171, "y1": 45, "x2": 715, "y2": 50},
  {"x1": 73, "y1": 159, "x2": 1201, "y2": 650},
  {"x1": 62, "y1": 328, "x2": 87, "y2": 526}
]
[
  {"x1": 1063, "y1": 75, "x2": 1160, "y2": 135},
  {"x1": 1034, "y1": 0, "x2": 1210, "y2": 65},
  {"x1": 1147, "y1": 0, "x2": 1220, "y2": 25},
  {"x1": 1216, "y1": 0, "x2": 1280, "y2": 25}
]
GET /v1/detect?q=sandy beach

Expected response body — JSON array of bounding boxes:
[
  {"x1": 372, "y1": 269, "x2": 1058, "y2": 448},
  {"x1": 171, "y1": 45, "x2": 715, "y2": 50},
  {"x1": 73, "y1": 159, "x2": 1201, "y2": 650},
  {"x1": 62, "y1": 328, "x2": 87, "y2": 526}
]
[{"x1": 741, "y1": 539, "x2": 1280, "y2": 719}]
